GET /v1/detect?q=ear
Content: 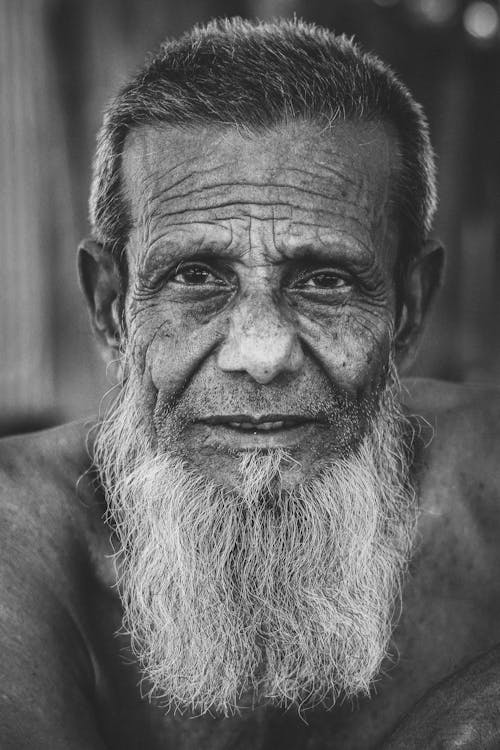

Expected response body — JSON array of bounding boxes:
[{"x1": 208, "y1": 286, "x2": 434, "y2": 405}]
[
  {"x1": 394, "y1": 238, "x2": 445, "y2": 371},
  {"x1": 78, "y1": 239, "x2": 125, "y2": 368}
]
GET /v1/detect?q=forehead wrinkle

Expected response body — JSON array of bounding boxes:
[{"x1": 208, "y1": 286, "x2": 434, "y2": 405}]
[
  {"x1": 123, "y1": 132, "x2": 223, "y2": 233},
  {"x1": 144, "y1": 177, "x2": 375, "y2": 224},
  {"x1": 127, "y1": 126, "x2": 227, "y2": 186},
  {"x1": 126, "y1": 127, "x2": 391, "y2": 221},
  {"x1": 136, "y1": 155, "x2": 385, "y2": 251},
  {"x1": 145, "y1": 201, "x2": 373, "y2": 237},
  {"x1": 145, "y1": 161, "x2": 239, "y2": 212},
  {"x1": 365, "y1": 124, "x2": 400, "y2": 229},
  {"x1": 316, "y1": 122, "x2": 400, "y2": 230},
  {"x1": 124, "y1": 119, "x2": 401, "y2": 272},
  {"x1": 139, "y1": 152, "x2": 203, "y2": 189}
]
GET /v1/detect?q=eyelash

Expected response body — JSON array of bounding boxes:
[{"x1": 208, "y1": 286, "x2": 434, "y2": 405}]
[
  {"x1": 170, "y1": 262, "x2": 234, "y2": 286},
  {"x1": 291, "y1": 269, "x2": 354, "y2": 291}
]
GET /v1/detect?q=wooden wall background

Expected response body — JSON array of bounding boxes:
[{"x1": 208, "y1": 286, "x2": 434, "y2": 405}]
[{"x1": 1, "y1": 0, "x2": 499, "y2": 434}]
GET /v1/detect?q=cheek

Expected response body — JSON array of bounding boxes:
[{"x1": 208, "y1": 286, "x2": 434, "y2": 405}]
[
  {"x1": 297, "y1": 307, "x2": 394, "y2": 394},
  {"x1": 130, "y1": 302, "x2": 227, "y2": 400}
]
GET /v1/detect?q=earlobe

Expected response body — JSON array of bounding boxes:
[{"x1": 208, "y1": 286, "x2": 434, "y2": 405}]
[
  {"x1": 78, "y1": 239, "x2": 124, "y2": 362},
  {"x1": 394, "y1": 239, "x2": 445, "y2": 371}
]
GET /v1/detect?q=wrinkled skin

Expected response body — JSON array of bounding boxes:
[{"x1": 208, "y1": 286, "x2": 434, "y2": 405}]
[
  {"x1": 119, "y1": 120, "x2": 401, "y2": 487},
  {"x1": 2, "y1": 119, "x2": 500, "y2": 750}
]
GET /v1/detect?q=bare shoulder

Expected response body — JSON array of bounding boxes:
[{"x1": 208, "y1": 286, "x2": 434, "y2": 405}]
[
  {"x1": 0, "y1": 418, "x2": 102, "y2": 623},
  {"x1": 0, "y1": 419, "x2": 92, "y2": 482},
  {"x1": 0, "y1": 418, "x2": 109, "y2": 621},
  {"x1": 402, "y1": 376, "x2": 500, "y2": 462},
  {"x1": 0, "y1": 420, "x2": 98, "y2": 544},
  {"x1": 0, "y1": 422, "x2": 109, "y2": 749},
  {"x1": 402, "y1": 376, "x2": 500, "y2": 423},
  {"x1": 402, "y1": 377, "x2": 500, "y2": 551}
]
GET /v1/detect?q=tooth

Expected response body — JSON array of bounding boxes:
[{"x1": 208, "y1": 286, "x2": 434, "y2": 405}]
[
  {"x1": 226, "y1": 419, "x2": 294, "y2": 431},
  {"x1": 261, "y1": 421, "x2": 284, "y2": 430}
]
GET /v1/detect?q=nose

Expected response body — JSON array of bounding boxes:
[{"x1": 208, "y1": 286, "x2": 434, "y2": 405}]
[{"x1": 217, "y1": 292, "x2": 304, "y2": 384}]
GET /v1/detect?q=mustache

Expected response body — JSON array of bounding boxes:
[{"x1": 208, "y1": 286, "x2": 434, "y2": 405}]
[{"x1": 154, "y1": 380, "x2": 381, "y2": 427}]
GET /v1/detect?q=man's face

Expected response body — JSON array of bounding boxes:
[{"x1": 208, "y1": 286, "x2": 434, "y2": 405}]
[{"x1": 121, "y1": 119, "x2": 400, "y2": 487}]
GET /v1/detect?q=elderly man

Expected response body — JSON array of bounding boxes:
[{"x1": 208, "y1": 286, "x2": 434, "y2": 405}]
[{"x1": 1, "y1": 17, "x2": 500, "y2": 750}]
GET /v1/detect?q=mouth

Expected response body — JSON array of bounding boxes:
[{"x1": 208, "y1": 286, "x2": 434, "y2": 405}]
[
  {"x1": 188, "y1": 414, "x2": 328, "y2": 451},
  {"x1": 200, "y1": 415, "x2": 319, "y2": 432}
]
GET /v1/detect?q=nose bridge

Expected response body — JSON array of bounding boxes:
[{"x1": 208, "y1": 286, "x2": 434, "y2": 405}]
[
  {"x1": 217, "y1": 284, "x2": 303, "y2": 384},
  {"x1": 239, "y1": 285, "x2": 280, "y2": 336}
]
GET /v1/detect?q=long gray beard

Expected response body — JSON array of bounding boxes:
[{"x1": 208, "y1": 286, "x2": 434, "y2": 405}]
[{"x1": 93, "y1": 371, "x2": 417, "y2": 717}]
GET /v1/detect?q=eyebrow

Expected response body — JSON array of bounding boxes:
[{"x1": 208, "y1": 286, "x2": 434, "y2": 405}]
[
  {"x1": 140, "y1": 233, "x2": 234, "y2": 268},
  {"x1": 276, "y1": 238, "x2": 374, "y2": 266},
  {"x1": 139, "y1": 227, "x2": 376, "y2": 273}
]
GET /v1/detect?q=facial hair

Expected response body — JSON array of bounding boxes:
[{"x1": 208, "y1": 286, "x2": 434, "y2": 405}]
[{"x1": 93, "y1": 364, "x2": 417, "y2": 717}]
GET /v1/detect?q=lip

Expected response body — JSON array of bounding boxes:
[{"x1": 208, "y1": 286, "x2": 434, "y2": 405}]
[
  {"x1": 201, "y1": 415, "x2": 318, "y2": 431},
  {"x1": 196, "y1": 416, "x2": 326, "y2": 449}
]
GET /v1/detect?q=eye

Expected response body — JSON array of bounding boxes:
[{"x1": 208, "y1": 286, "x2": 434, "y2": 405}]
[
  {"x1": 294, "y1": 270, "x2": 353, "y2": 291},
  {"x1": 171, "y1": 262, "x2": 227, "y2": 286}
]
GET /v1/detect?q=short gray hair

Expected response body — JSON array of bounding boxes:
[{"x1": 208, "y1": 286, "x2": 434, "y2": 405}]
[{"x1": 89, "y1": 17, "x2": 437, "y2": 280}]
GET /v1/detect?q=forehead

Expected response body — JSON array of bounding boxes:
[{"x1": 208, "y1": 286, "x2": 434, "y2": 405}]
[{"x1": 121, "y1": 119, "x2": 400, "y2": 266}]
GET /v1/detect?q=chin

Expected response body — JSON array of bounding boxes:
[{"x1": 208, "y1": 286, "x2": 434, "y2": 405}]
[{"x1": 161, "y1": 419, "x2": 372, "y2": 493}]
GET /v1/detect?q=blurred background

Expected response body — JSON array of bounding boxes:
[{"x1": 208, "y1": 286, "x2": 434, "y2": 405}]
[{"x1": 1, "y1": 0, "x2": 499, "y2": 435}]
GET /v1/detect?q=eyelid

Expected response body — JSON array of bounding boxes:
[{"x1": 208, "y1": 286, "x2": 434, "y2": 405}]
[
  {"x1": 290, "y1": 267, "x2": 354, "y2": 287},
  {"x1": 170, "y1": 259, "x2": 237, "y2": 285}
]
